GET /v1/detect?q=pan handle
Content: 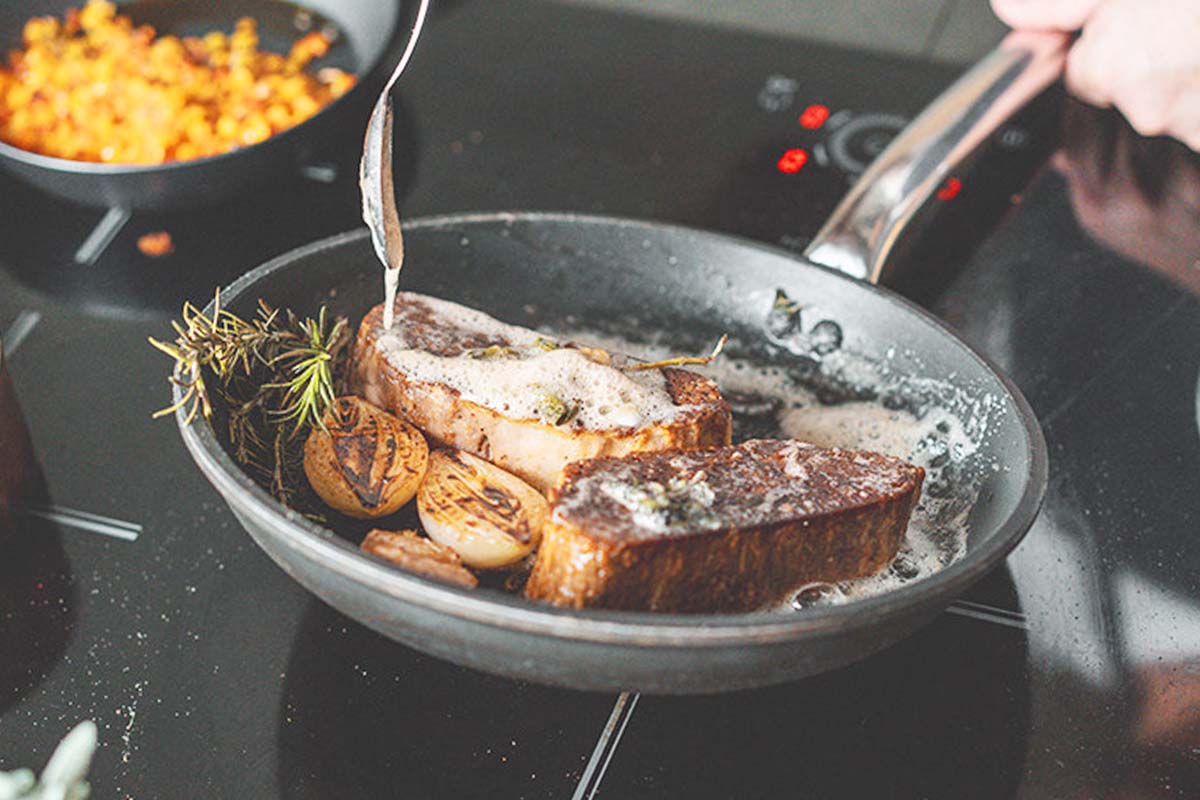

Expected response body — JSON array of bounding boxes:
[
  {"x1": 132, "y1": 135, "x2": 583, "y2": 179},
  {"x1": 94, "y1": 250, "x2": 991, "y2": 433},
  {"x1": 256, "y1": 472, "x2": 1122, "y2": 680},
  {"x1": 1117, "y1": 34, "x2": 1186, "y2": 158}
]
[{"x1": 804, "y1": 32, "x2": 1070, "y2": 285}]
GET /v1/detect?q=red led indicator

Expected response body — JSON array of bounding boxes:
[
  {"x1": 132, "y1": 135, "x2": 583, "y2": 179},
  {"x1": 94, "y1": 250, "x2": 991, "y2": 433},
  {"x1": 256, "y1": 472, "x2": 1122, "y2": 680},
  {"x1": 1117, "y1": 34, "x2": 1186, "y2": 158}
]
[
  {"x1": 776, "y1": 148, "x2": 809, "y2": 174},
  {"x1": 798, "y1": 104, "x2": 830, "y2": 129},
  {"x1": 936, "y1": 176, "x2": 962, "y2": 201}
]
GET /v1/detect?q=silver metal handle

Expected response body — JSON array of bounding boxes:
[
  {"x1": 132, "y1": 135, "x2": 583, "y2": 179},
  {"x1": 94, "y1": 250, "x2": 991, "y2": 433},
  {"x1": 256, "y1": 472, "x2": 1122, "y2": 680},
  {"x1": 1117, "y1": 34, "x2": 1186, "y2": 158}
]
[{"x1": 804, "y1": 32, "x2": 1070, "y2": 284}]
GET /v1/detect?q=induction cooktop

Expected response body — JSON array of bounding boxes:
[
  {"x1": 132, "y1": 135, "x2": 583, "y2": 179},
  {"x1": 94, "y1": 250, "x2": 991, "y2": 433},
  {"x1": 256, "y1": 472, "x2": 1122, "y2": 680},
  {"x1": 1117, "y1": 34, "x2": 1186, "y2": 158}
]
[{"x1": 1, "y1": 1, "x2": 1198, "y2": 798}]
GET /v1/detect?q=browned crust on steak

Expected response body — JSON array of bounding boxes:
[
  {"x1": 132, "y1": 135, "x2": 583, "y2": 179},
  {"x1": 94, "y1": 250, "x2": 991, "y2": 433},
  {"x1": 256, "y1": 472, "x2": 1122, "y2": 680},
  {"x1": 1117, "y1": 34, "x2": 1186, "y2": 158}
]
[
  {"x1": 350, "y1": 298, "x2": 732, "y2": 492},
  {"x1": 524, "y1": 440, "x2": 923, "y2": 612},
  {"x1": 360, "y1": 529, "x2": 479, "y2": 589},
  {"x1": 379, "y1": 298, "x2": 506, "y2": 356}
]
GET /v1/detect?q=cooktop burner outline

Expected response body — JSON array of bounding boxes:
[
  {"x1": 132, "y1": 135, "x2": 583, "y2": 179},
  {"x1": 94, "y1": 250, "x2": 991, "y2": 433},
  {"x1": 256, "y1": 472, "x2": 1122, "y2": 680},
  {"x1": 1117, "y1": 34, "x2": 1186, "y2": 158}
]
[
  {"x1": 945, "y1": 599, "x2": 1028, "y2": 630},
  {"x1": 23, "y1": 505, "x2": 142, "y2": 543},
  {"x1": 73, "y1": 208, "x2": 132, "y2": 266},
  {"x1": 299, "y1": 161, "x2": 340, "y2": 184},
  {"x1": 573, "y1": 691, "x2": 640, "y2": 800},
  {"x1": 1, "y1": 309, "x2": 40, "y2": 357}
]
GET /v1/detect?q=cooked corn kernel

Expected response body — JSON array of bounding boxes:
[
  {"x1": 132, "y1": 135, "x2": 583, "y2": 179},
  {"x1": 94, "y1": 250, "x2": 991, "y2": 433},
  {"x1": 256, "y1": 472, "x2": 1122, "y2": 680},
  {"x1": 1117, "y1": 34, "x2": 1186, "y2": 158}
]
[{"x1": 0, "y1": 0, "x2": 355, "y2": 163}]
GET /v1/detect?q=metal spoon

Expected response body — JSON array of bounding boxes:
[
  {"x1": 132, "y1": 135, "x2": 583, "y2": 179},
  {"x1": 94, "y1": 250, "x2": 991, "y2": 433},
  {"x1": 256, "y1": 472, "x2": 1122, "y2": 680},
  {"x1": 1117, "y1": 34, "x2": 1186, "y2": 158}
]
[{"x1": 360, "y1": 0, "x2": 432, "y2": 330}]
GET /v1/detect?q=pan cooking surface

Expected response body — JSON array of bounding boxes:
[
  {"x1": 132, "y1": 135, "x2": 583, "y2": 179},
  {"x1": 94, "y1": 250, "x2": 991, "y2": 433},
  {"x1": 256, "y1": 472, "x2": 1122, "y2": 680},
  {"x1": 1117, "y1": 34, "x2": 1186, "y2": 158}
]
[
  {"x1": 192, "y1": 215, "x2": 1042, "y2": 634},
  {"x1": 278, "y1": 275, "x2": 1001, "y2": 610}
]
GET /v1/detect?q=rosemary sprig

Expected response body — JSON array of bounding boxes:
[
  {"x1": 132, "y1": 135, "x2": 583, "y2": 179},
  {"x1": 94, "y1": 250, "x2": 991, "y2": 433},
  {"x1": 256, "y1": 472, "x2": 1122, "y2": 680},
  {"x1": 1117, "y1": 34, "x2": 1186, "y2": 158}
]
[
  {"x1": 150, "y1": 291, "x2": 351, "y2": 508},
  {"x1": 149, "y1": 290, "x2": 278, "y2": 424},
  {"x1": 268, "y1": 307, "x2": 348, "y2": 435},
  {"x1": 624, "y1": 334, "x2": 728, "y2": 372}
]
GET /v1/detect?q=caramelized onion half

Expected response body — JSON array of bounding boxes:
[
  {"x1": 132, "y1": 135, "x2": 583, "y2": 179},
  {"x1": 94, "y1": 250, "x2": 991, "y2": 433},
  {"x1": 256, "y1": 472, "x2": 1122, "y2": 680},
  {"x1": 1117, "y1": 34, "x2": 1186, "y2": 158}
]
[
  {"x1": 417, "y1": 449, "x2": 548, "y2": 569},
  {"x1": 303, "y1": 396, "x2": 429, "y2": 518}
]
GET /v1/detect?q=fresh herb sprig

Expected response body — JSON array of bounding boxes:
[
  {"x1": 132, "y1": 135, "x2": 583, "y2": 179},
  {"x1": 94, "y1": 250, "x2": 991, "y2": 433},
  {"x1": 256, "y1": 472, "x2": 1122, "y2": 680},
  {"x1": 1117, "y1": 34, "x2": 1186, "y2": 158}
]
[
  {"x1": 624, "y1": 334, "x2": 728, "y2": 372},
  {"x1": 150, "y1": 291, "x2": 352, "y2": 506},
  {"x1": 269, "y1": 307, "x2": 348, "y2": 435},
  {"x1": 148, "y1": 291, "x2": 278, "y2": 425}
]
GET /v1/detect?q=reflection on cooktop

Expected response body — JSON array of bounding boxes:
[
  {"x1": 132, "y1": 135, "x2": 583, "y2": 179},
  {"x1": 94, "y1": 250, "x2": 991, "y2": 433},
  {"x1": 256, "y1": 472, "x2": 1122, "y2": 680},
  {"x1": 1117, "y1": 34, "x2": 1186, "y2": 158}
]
[
  {"x1": 932, "y1": 102, "x2": 1200, "y2": 799},
  {"x1": 599, "y1": 608, "x2": 1030, "y2": 799},
  {"x1": 0, "y1": 517, "x2": 76, "y2": 717},
  {"x1": 276, "y1": 598, "x2": 615, "y2": 799}
]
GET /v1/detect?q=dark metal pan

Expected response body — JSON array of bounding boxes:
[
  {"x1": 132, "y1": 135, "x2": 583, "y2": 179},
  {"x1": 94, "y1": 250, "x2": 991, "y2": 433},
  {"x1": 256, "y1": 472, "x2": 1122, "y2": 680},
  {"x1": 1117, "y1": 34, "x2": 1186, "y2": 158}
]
[
  {"x1": 173, "y1": 34, "x2": 1064, "y2": 692},
  {"x1": 0, "y1": 0, "x2": 400, "y2": 210}
]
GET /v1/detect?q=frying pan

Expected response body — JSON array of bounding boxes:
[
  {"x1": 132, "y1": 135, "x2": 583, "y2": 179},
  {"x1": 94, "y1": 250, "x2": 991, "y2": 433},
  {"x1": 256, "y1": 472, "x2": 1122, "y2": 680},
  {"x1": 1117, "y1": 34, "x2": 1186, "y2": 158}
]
[
  {"x1": 0, "y1": 0, "x2": 399, "y2": 210},
  {"x1": 175, "y1": 35, "x2": 1064, "y2": 692}
]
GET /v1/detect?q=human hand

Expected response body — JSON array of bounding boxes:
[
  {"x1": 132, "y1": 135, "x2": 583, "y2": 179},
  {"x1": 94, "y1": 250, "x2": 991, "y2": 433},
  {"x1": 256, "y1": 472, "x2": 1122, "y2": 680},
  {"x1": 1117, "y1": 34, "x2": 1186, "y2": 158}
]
[{"x1": 991, "y1": 0, "x2": 1200, "y2": 151}]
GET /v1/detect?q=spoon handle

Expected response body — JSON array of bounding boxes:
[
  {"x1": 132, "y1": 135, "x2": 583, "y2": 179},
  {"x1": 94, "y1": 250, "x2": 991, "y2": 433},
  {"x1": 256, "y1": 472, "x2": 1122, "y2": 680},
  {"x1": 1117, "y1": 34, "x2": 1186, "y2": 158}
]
[{"x1": 360, "y1": 0, "x2": 433, "y2": 272}]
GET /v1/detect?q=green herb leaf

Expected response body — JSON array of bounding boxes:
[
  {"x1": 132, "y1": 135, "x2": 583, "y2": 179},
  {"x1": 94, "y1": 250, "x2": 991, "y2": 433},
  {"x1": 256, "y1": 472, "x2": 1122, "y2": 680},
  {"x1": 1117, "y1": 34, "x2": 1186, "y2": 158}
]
[
  {"x1": 533, "y1": 386, "x2": 580, "y2": 426},
  {"x1": 465, "y1": 344, "x2": 519, "y2": 360}
]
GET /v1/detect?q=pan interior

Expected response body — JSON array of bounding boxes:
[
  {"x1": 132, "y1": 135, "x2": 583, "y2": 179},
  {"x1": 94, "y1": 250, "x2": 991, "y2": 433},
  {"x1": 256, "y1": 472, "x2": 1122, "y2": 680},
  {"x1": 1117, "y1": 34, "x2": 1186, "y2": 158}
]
[{"x1": 205, "y1": 215, "x2": 1038, "y2": 617}]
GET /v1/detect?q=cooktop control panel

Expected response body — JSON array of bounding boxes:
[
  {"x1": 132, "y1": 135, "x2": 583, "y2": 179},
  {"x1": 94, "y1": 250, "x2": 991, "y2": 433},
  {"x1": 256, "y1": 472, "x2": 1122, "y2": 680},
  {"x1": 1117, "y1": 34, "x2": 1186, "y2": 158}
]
[
  {"x1": 720, "y1": 70, "x2": 1054, "y2": 263},
  {"x1": 756, "y1": 74, "x2": 912, "y2": 175}
]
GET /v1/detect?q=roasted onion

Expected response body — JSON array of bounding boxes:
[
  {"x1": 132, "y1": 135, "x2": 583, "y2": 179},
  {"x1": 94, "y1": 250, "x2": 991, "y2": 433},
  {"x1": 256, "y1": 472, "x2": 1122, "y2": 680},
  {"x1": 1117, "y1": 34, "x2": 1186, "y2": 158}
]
[
  {"x1": 417, "y1": 449, "x2": 549, "y2": 569},
  {"x1": 303, "y1": 396, "x2": 429, "y2": 518}
]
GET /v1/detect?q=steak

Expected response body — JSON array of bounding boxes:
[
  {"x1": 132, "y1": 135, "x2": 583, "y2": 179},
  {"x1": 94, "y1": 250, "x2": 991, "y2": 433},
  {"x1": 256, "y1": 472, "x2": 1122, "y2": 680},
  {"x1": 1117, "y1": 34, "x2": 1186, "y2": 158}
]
[
  {"x1": 351, "y1": 293, "x2": 731, "y2": 492},
  {"x1": 524, "y1": 439, "x2": 924, "y2": 613}
]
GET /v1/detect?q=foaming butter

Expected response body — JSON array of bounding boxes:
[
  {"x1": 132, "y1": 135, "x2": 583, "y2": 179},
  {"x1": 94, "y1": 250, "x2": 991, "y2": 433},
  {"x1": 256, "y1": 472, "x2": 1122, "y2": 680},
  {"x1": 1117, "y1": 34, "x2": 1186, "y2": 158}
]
[
  {"x1": 375, "y1": 295, "x2": 688, "y2": 430},
  {"x1": 550, "y1": 325, "x2": 984, "y2": 609}
]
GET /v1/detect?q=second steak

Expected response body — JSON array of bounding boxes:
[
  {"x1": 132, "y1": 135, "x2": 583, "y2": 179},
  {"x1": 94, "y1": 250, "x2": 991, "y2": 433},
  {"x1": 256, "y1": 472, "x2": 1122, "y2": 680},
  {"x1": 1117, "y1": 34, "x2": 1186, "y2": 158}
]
[{"x1": 525, "y1": 439, "x2": 924, "y2": 613}]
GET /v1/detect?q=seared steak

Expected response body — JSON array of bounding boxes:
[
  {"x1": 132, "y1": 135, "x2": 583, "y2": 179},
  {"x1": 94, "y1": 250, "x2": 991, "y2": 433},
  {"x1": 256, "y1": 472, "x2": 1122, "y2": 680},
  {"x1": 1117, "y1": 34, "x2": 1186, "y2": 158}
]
[
  {"x1": 524, "y1": 439, "x2": 924, "y2": 613},
  {"x1": 351, "y1": 293, "x2": 731, "y2": 492}
]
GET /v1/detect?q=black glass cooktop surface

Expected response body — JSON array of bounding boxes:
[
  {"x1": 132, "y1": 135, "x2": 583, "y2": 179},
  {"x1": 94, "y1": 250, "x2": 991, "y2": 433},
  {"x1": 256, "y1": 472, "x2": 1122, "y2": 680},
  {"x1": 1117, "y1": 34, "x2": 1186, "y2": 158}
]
[{"x1": 2, "y1": 2, "x2": 1198, "y2": 798}]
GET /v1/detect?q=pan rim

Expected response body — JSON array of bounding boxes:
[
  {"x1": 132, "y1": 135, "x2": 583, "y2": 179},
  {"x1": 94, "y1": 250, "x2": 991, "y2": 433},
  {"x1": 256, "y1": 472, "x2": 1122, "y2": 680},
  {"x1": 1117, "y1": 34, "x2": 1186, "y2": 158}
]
[
  {"x1": 175, "y1": 212, "x2": 1048, "y2": 646},
  {"x1": 0, "y1": 0, "x2": 395, "y2": 177}
]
